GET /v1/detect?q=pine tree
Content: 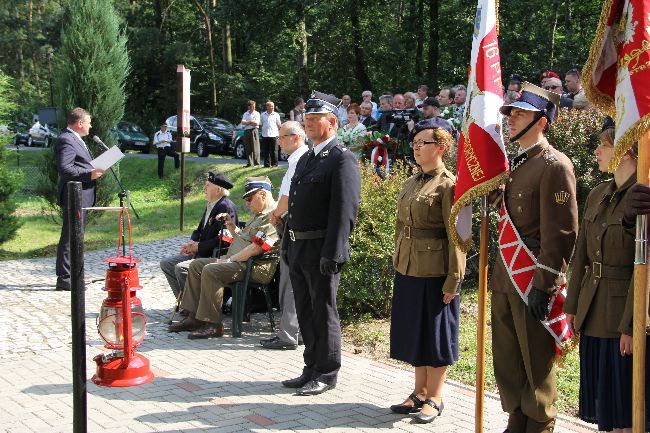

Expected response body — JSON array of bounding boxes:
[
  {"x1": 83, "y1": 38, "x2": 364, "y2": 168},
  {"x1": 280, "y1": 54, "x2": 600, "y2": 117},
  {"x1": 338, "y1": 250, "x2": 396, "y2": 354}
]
[{"x1": 0, "y1": 69, "x2": 22, "y2": 245}]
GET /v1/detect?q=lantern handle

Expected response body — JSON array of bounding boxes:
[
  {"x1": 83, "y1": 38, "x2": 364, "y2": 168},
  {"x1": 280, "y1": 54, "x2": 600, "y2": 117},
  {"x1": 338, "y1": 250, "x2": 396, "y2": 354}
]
[{"x1": 116, "y1": 208, "x2": 134, "y2": 260}]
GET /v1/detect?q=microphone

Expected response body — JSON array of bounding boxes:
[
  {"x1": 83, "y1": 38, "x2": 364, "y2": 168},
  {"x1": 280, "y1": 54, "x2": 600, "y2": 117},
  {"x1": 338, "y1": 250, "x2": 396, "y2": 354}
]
[{"x1": 92, "y1": 135, "x2": 110, "y2": 151}]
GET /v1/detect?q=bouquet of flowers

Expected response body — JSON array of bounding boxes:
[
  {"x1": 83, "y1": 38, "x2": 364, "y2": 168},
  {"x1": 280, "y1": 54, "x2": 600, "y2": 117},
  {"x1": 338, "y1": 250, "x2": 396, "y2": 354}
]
[
  {"x1": 336, "y1": 127, "x2": 366, "y2": 153},
  {"x1": 361, "y1": 131, "x2": 401, "y2": 175}
]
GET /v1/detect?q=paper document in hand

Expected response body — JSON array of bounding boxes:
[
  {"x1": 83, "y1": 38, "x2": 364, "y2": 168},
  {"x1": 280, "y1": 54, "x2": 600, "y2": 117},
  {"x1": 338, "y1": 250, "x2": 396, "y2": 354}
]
[{"x1": 91, "y1": 146, "x2": 125, "y2": 171}]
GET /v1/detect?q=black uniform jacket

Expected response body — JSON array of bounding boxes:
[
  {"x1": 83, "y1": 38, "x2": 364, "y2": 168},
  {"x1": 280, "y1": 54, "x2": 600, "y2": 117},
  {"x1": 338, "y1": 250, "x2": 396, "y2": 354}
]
[
  {"x1": 283, "y1": 138, "x2": 361, "y2": 265},
  {"x1": 55, "y1": 128, "x2": 96, "y2": 208},
  {"x1": 191, "y1": 197, "x2": 238, "y2": 258}
]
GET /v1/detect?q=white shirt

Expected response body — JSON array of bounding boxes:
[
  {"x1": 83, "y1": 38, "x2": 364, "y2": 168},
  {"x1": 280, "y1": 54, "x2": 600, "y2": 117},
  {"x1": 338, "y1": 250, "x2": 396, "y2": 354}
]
[
  {"x1": 260, "y1": 111, "x2": 281, "y2": 137},
  {"x1": 337, "y1": 106, "x2": 349, "y2": 127},
  {"x1": 241, "y1": 110, "x2": 260, "y2": 130},
  {"x1": 279, "y1": 145, "x2": 309, "y2": 197},
  {"x1": 67, "y1": 127, "x2": 92, "y2": 157},
  {"x1": 154, "y1": 130, "x2": 173, "y2": 148},
  {"x1": 203, "y1": 200, "x2": 217, "y2": 228},
  {"x1": 313, "y1": 135, "x2": 337, "y2": 155}
]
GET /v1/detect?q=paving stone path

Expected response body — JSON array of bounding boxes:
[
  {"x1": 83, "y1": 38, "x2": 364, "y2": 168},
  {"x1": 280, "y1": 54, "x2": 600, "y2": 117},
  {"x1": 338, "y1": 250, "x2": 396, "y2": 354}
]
[{"x1": 0, "y1": 236, "x2": 596, "y2": 432}]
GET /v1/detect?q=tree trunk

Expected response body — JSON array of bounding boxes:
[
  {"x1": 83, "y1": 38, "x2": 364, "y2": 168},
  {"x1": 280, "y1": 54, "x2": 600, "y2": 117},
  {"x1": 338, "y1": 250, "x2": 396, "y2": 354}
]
[
  {"x1": 415, "y1": 0, "x2": 424, "y2": 79},
  {"x1": 549, "y1": 0, "x2": 559, "y2": 68},
  {"x1": 350, "y1": 2, "x2": 372, "y2": 92},
  {"x1": 426, "y1": 0, "x2": 439, "y2": 88},
  {"x1": 296, "y1": 3, "x2": 309, "y2": 99},
  {"x1": 193, "y1": 0, "x2": 218, "y2": 111},
  {"x1": 222, "y1": 21, "x2": 232, "y2": 73},
  {"x1": 28, "y1": 0, "x2": 37, "y2": 79}
]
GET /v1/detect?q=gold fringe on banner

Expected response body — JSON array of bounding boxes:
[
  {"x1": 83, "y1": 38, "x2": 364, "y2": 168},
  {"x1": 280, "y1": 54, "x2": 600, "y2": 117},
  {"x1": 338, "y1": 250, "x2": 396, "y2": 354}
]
[
  {"x1": 448, "y1": 171, "x2": 510, "y2": 254},
  {"x1": 608, "y1": 114, "x2": 650, "y2": 171},
  {"x1": 495, "y1": 0, "x2": 500, "y2": 36},
  {"x1": 582, "y1": 0, "x2": 616, "y2": 115}
]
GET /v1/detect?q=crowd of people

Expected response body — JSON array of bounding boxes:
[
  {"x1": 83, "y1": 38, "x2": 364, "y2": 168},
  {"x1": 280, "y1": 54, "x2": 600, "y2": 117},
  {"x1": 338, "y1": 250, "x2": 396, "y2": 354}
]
[{"x1": 53, "y1": 66, "x2": 650, "y2": 432}]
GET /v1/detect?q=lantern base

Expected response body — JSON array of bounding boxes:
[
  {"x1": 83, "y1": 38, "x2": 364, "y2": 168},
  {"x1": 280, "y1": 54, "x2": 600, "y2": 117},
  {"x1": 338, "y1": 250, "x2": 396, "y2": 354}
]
[{"x1": 92, "y1": 352, "x2": 154, "y2": 387}]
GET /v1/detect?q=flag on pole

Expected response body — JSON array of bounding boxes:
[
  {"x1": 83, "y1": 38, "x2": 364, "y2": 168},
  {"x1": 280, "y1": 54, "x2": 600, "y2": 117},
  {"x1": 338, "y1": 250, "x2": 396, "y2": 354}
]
[
  {"x1": 583, "y1": 0, "x2": 650, "y2": 171},
  {"x1": 449, "y1": 0, "x2": 509, "y2": 252}
]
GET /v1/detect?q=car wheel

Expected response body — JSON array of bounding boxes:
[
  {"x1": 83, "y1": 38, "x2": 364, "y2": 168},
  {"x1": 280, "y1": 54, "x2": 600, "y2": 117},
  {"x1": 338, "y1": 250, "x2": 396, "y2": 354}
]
[
  {"x1": 235, "y1": 139, "x2": 246, "y2": 159},
  {"x1": 27, "y1": 136, "x2": 33, "y2": 147},
  {"x1": 196, "y1": 140, "x2": 209, "y2": 157}
]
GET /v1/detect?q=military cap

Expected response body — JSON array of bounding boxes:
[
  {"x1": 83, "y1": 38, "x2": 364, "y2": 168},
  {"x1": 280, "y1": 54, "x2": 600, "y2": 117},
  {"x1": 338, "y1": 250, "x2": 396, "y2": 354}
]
[
  {"x1": 305, "y1": 91, "x2": 341, "y2": 115},
  {"x1": 409, "y1": 117, "x2": 454, "y2": 142},
  {"x1": 418, "y1": 96, "x2": 440, "y2": 109},
  {"x1": 242, "y1": 176, "x2": 273, "y2": 199},
  {"x1": 499, "y1": 81, "x2": 561, "y2": 123},
  {"x1": 207, "y1": 172, "x2": 233, "y2": 189},
  {"x1": 602, "y1": 116, "x2": 615, "y2": 132},
  {"x1": 540, "y1": 70, "x2": 560, "y2": 82}
]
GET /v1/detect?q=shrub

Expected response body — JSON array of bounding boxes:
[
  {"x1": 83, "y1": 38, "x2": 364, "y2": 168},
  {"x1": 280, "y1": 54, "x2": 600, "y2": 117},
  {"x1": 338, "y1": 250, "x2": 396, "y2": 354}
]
[{"x1": 0, "y1": 139, "x2": 22, "y2": 244}]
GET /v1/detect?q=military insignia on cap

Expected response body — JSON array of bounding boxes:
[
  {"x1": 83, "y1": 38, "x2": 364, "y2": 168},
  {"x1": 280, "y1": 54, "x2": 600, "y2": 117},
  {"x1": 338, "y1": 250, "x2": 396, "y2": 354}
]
[{"x1": 554, "y1": 191, "x2": 570, "y2": 205}]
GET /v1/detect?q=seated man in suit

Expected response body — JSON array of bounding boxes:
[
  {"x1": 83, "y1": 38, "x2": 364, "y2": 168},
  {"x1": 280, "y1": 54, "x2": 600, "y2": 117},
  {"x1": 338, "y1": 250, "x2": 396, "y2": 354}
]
[
  {"x1": 160, "y1": 172, "x2": 238, "y2": 298},
  {"x1": 169, "y1": 176, "x2": 280, "y2": 339}
]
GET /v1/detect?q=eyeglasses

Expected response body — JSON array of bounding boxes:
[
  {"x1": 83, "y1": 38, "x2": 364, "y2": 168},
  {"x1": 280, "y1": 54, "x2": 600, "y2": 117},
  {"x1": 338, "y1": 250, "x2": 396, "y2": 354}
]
[
  {"x1": 244, "y1": 195, "x2": 255, "y2": 202},
  {"x1": 543, "y1": 86, "x2": 562, "y2": 91},
  {"x1": 412, "y1": 139, "x2": 437, "y2": 148}
]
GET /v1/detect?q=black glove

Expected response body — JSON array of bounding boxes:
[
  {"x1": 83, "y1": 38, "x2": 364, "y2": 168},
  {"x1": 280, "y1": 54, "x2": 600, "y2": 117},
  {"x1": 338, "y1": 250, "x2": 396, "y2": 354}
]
[
  {"x1": 527, "y1": 287, "x2": 551, "y2": 322},
  {"x1": 319, "y1": 257, "x2": 340, "y2": 276},
  {"x1": 624, "y1": 183, "x2": 650, "y2": 224},
  {"x1": 280, "y1": 249, "x2": 288, "y2": 264}
]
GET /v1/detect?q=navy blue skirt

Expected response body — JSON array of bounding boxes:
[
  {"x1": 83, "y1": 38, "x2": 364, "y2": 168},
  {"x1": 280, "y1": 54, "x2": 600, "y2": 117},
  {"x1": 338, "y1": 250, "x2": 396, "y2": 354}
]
[
  {"x1": 579, "y1": 334, "x2": 650, "y2": 431},
  {"x1": 389, "y1": 272, "x2": 459, "y2": 367}
]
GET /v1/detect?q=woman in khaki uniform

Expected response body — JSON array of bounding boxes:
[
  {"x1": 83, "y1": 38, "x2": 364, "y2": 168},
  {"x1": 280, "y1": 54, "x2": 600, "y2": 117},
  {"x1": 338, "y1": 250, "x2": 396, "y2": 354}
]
[
  {"x1": 389, "y1": 118, "x2": 466, "y2": 424},
  {"x1": 564, "y1": 118, "x2": 648, "y2": 432}
]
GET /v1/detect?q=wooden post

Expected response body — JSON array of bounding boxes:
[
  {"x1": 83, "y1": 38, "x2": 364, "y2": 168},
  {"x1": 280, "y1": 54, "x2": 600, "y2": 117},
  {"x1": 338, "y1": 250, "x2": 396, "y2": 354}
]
[
  {"x1": 633, "y1": 132, "x2": 649, "y2": 433},
  {"x1": 176, "y1": 65, "x2": 191, "y2": 231},
  {"x1": 475, "y1": 196, "x2": 489, "y2": 433}
]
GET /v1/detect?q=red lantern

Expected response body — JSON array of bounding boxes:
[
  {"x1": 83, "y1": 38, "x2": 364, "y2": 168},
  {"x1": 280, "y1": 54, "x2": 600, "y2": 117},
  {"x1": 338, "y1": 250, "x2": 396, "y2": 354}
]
[{"x1": 92, "y1": 210, "x2": 154, "y2": 387}]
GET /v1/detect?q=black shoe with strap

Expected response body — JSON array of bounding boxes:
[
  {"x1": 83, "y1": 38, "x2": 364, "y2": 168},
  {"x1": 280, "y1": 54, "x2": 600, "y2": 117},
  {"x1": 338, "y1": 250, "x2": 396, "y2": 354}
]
[
  {"x1": 414, "y1": 399, "x2": 444, "y2": 424},
  {"x1": 389, "y1": 393, "x2": 424, "y2": 414}
]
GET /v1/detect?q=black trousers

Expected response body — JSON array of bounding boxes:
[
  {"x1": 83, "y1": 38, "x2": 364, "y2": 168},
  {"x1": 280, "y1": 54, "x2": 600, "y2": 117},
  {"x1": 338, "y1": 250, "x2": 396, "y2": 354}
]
[
  {"x1": 157, "y1": 146, "x2": 179, "y2": 178},
  {"x1": 288, "y1": 247, "x2": 341, "y2": 384},
  {"x1": 56, "y1": 206, "x2": 88, "y2": 289},
  {"x1": 261, "y1": 136, "x2": 278, "y2": 167}
]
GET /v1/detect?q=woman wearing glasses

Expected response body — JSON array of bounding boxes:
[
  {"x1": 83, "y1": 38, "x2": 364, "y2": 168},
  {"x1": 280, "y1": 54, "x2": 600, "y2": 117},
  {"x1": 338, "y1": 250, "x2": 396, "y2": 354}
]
[
  {"x1": 564, "y1": 117, "x2": 648, "y2": 433},
  {"x1": 389, "y1": 118, "x2": 466, "y2": 424}
]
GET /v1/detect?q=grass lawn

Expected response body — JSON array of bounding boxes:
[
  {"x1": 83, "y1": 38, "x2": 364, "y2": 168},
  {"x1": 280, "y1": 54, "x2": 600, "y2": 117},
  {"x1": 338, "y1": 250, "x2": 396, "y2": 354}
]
[{"x1": 1, "y1": 147, "x2": 286, "y2": 260}]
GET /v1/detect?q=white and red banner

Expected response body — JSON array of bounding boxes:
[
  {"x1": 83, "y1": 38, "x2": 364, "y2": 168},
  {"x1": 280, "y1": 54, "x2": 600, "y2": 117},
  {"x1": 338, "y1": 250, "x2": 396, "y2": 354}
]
[
  {"x1": 219, "y1": 228, "x2": 233, "y2": 244},
  {"x1": 252, "y1": 231, "x2": 275, "y2": 252},
  {"x1": 449, "y1": 0, "x2": 509, "y2": 252},
  {"x1": 498, "y1": 202, "x2": 573, "y2": 354},
  {"x1": 583, "y1": 0, "x2": 650, "y2": 171}
]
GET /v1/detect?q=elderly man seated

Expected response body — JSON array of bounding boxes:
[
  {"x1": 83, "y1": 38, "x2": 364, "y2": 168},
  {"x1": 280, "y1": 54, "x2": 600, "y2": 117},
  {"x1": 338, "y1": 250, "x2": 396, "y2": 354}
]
[
  {"x1": 169, "y1": 176, "x2": 280, "y2": 339},
  {"x1": 159, "y1": 172, "x2": 238, "y2": 298}
]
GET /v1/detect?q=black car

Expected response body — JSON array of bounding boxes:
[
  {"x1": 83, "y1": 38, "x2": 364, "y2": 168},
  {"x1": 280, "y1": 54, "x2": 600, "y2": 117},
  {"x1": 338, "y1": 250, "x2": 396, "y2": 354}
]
[
  {"x1": 112, "y1": 121, "x2": 151, "y2": 153},
  {"x1": 11, "y1": 122, "x2": 30, "y2": 146},
  {"x1": 164, "y1": 115, "x2": 234, "y2": 157}
]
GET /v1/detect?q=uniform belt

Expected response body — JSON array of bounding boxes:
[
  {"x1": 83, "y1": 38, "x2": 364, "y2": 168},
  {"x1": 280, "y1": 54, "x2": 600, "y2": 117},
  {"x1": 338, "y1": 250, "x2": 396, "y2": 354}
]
[
  {"x1": 397, "y1": 222, "x2": 447, "y2": 240},
  {"x1": 288, "y1": 229, "x2": 326, "y2": 241},
  {"x1": 590, "y1": 262, "x2": 634, "y2": 280}
]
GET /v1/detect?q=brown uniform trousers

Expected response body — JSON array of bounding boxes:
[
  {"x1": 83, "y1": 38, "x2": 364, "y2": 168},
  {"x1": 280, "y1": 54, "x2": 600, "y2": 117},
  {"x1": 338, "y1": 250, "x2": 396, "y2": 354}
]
[
  {"x1": 490, "y1": 142, "x2": 579, "y2": 433},
  {"x1": 180, "y1": 208, "x2": 278, "y2": 324}
]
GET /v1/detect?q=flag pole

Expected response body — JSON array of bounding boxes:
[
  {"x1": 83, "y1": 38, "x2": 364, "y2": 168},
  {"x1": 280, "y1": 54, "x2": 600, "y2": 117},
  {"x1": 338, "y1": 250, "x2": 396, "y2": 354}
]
[
  {"x1": 475, "y1": 195, "x2": 489, "y2": 433},
  {"x1": 633, "y1": 132, "x2": 649, "y2": 433}
]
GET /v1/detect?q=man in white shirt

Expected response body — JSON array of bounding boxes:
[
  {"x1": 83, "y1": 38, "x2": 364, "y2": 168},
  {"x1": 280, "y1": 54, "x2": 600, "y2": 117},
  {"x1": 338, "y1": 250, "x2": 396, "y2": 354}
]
[
  {"x1": 153, "y1": 123, "x2": 179, "y2": 179},
  {"x1": 260, "y1": 100, "x2": 282, "y2": 167},
  {"x1": 362, "y1": 90, "x2": 379, "y2": 119},
  {"x1": 415, "y1": 84, "x2": 429, "y2": 110},
  {"x1": 337, "y1": 95, "x2": 351, "y2": 127},
  {"x1": 241, "y1": 100, "x2": 261, "y2": 166},
  {"x1": 261, "y1": 120, "x2": 309, "y2": 350}
]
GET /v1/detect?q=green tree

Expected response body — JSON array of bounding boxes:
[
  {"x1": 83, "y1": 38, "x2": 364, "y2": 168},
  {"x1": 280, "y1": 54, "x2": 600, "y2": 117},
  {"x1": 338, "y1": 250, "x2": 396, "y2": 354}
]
[
  {"x1": 44, "y1": 0, "x2": 130, "y2": 217},
  {"x1": 0, "y1": 69, "x2": 22, "y2": 245}
]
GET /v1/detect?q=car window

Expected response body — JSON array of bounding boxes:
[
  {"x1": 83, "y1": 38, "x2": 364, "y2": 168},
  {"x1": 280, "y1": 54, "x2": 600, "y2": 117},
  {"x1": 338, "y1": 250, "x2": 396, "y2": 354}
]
[{"x1": 199, "y1": 117, "x2": 233, "y2": 133}]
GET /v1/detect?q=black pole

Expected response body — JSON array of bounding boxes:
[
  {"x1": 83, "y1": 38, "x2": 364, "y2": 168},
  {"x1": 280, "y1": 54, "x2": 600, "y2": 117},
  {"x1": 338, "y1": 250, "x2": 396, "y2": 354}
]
[
  {"x1": 108, "y1": 165, "x2": 139, "y2": 220},
  {"x1": 180, "y1": 152, "x2": 185, "y2": 231},
  {"x1": 68, "y1": 181, "x2": 87, "y2": 433}
]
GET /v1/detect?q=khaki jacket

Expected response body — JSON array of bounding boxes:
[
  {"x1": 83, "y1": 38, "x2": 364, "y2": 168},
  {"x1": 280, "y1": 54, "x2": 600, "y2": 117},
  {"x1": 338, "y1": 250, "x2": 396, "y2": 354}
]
[
  {"x1": 564, "y1": 175, "x2": 637, "y2": 337},
  {"x1": 490, "y1": 142, "x2": 579, "y2": 294},
  {"x1": 393, "y1": 165, "x2": 466, "y2": 294}
]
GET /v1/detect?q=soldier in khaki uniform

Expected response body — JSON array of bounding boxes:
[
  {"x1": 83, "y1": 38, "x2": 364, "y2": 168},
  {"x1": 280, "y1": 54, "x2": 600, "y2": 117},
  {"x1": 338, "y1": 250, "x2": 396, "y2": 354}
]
[
  {"x1": 564, "y1": 118, "x2": 648, "y2": 432},
  {"x1": 389, "y1": 118, "x2": 466, "y2": 424},
  {"x1": 490, "y1": 83, "x2": 579, "y2": 433},
  {"x1": 169, "y1": 176, "x2": 279, "y2": 339}
]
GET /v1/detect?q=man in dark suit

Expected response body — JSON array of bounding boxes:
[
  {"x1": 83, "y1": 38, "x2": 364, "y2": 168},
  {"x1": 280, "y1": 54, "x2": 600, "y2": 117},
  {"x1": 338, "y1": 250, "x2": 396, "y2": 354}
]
[
  {"x1": 160, "y1": 172, "x2": 238, "y2": 298},
  {"x1": 55, "y1": 107, "x2": 105, "y2": 291},
  {"x1": 280, "y1": 91, "x2": 361, "y2": 396},
  {"x1": 359, "y1": 101, "x2": 377, "y2": 129}
]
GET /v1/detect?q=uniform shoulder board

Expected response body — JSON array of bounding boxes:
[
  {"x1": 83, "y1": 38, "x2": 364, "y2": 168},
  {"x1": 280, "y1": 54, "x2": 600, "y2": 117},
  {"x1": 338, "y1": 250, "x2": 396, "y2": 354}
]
[{"x1": 542, "y1": 150, "x2": 558, "y2": 165}]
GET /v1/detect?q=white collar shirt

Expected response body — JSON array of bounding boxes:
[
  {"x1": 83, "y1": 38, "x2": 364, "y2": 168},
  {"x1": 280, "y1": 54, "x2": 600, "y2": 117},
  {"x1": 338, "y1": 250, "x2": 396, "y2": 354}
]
[
  {"x1": 312, "y1": 135, "x2": 336, "y2": 156},
  {"x1": 260, "y1": 111, "x2": 281, "y2": 137},
  {"x1": 154, "y1": 130, "x2": 173, "y2": 148},
  {"x1": 337, "y1": 106, "x2": 349, "y2": 127},
  {"x1": 279, "y1": 145, "x2": 309, "y2": 197},
  {"x1": 242, "y1": 110, "x2": 260, "y2": 130},
  {"x1": 203, "y1": 200, "x2": 217, "y2": 228},
  {"x1": 68, "y1": 128, "x2": 92, "y2": 157}
]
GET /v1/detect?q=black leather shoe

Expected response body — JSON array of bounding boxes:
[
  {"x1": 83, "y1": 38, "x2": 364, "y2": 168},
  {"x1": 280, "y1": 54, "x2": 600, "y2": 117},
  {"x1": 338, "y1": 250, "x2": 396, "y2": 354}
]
[
  {"x1": 260, "y1": 336, "x2": 297, "y2": 350},
  {"x1": 55, "y1": 285, "x2": 71, "y2": 291},
  {"x1": 187, "y1": 323, "x2": 224, "y2": 339},
  {"x1": 390, "y1": 393, "x2": 424, "y2": 414},
  {"x1": 296, "y1": 380, "x2": 336, "y2": 396},
  {"x1": 282, "y1": 372, "x2": 312, "y2": 389},
  {"x1": 414, "y1": 399, "x2": 444, "y2": 423},
  {"x1": 168, "y1": 316, "x2": 202, "y2": 332}
]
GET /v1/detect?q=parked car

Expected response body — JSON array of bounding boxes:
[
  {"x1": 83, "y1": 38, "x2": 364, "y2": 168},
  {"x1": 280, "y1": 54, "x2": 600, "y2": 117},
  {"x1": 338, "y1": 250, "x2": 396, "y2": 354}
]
[
  {"x1": 232, "y1": 124, "x2": 289, "y2": 161},
  {"x1": 112, "y1": 121, "x2": 151, "y2": 153},
  {"x1": 164, "y1": 115, "x2": 234, "y2": 157},
  {"x1": 11, "y1": 122, "x2": 29, "y2": 146},
  {"x1": 28, "y1": 122, "x2": 59, "y2": 147}
]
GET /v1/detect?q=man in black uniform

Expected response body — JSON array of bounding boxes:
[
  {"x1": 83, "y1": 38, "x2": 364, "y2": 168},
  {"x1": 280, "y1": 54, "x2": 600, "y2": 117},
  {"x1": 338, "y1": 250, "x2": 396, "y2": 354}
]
[{"x1": 281, "y1": 91, "x2": 361, "y2": 396}]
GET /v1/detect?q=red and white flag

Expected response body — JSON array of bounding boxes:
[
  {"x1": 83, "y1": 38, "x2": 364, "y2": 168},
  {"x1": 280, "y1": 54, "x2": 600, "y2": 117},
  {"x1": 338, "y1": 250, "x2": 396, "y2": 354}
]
[
  {"x1": 252, "y1": 230, "x2": 276, "y2": 252},
  {"x1": 583, "y1": 0, "x2": 650, "y2": 171},
  {"x1": 449, "y1": 0, "x2": 509, "y2": 252},
  {"x1": 219, "y1": 228, "x2": 233, "y2": 244}
]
